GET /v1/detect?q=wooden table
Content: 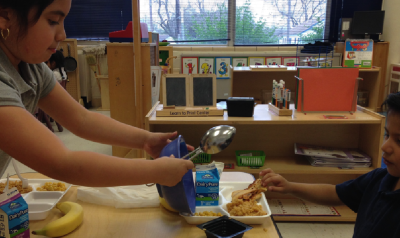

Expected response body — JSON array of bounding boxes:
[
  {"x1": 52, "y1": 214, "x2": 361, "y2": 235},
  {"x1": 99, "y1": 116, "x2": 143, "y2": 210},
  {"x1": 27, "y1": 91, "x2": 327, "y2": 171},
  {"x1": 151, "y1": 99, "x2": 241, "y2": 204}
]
[{"x1": 19, "y1": 173, "x2": 281, "y2": 238}]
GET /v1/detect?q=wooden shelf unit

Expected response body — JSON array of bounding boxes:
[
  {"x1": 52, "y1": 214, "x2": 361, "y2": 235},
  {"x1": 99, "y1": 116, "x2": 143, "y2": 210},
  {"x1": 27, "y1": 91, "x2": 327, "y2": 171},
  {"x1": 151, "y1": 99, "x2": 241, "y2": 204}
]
[
  {"x1": 145, "y1": 103, "x2": 385, "y2": 222},
  {"x1": 231, "y1": 66, "x2": 382, "y2": 112}
]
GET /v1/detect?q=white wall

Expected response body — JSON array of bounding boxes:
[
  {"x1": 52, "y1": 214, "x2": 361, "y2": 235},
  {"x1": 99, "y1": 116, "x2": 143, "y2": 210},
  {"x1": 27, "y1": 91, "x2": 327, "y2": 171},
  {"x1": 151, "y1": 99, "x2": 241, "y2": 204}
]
[{"x1": 382, "y1": 0, "x2": 400, "y2": 97}]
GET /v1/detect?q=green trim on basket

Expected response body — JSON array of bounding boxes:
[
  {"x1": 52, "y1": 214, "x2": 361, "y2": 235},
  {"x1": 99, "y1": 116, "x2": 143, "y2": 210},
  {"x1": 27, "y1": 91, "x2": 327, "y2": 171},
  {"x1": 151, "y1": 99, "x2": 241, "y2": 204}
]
[
  {"x1": 191, "y1": 153, "x2": 211, "y2": 164},
  {"x1": 235, "y1": 150, "x2": 265, "y2": 167}
]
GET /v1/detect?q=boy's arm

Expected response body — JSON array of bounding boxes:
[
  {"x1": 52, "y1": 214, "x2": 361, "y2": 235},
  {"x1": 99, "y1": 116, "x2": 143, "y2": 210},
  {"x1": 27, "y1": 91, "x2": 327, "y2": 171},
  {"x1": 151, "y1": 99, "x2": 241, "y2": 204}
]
[
  {"x1": 287, "y1": 183, "x2": 344, "y2": 206},
  {"x1": 261, "y1": 169, "x2": 344, "y2": 206}
]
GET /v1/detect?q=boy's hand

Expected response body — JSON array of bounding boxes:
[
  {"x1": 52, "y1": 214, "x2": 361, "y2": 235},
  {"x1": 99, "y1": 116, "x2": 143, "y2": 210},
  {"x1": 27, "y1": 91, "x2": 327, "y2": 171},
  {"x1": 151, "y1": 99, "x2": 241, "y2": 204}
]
[{"x1": 259, "y1": 168, "x2": 293, "y2": 194}]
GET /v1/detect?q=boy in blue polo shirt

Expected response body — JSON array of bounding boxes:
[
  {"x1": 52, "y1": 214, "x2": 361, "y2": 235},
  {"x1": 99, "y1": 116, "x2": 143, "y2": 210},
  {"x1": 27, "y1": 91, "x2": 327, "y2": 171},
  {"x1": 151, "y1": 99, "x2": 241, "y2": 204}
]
[{"x1": 260, "y1": 92, "x2": 400, "y2": 238}]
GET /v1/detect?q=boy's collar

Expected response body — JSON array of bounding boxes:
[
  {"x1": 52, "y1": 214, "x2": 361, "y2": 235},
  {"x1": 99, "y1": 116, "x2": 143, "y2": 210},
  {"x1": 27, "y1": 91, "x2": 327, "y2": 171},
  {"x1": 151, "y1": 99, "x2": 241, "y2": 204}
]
[{"x1": 379, "y1": 171, "x2": 400, "y2": 195}]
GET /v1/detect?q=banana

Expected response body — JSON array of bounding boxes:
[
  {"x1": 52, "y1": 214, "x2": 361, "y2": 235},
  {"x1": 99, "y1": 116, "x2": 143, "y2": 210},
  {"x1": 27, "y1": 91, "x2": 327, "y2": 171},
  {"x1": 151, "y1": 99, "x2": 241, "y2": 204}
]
[{"x1": 32, "y1": 201, "x2": 84, "y2": 237}]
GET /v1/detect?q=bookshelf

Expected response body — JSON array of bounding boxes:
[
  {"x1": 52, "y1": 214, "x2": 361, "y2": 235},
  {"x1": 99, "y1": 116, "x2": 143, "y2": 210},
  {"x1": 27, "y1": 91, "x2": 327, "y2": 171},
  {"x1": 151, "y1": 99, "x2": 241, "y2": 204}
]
[{"x1": 145, "y1": 103, "x2": 385, "y2": 222}]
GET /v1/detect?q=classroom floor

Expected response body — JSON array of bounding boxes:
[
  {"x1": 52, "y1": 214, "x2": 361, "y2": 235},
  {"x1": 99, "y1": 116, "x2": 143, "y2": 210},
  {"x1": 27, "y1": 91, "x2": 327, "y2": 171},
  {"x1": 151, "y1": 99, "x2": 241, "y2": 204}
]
[{"x1": 2, "y1": 109, "x2": 356, "y2": 238}]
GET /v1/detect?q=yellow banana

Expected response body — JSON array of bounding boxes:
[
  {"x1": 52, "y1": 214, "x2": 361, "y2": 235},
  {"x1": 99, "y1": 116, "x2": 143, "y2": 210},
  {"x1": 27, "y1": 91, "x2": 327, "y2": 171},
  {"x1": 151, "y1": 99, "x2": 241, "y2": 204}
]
[{"x1": 32, "y1": 201, "x2": 83, "y2": 237}]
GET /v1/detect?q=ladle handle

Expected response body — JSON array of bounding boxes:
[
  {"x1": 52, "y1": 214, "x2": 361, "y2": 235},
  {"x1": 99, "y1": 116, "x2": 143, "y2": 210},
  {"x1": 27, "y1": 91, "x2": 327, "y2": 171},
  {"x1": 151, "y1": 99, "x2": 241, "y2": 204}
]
[
  {"x1": 188, "y1": 150, "x2": 204, "y2": 161},
  {"x1": 181, "y1": 147, "x2": 202, "y2": 160}
]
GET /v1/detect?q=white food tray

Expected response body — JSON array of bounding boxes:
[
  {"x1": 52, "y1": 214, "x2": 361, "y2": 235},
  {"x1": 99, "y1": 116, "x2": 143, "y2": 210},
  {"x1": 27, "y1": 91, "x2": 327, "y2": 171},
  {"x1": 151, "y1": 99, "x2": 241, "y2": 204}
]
[
  {"x1": 0, "y1": 178, "x2": 72, "y2": 220},
  {"x1": 180, "y1": 181, "x2": 271, "y2": 225}
]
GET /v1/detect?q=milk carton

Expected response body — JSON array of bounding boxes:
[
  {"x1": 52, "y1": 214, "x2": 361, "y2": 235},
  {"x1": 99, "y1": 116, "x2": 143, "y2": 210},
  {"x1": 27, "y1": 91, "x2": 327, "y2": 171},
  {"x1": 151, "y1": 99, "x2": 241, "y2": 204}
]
[
  {"x1": 0, "y1": 177, "x2": 29, "y2": 238},
  {"x1": 195, "y1": 162, "x2": 220, "y2": 206}
]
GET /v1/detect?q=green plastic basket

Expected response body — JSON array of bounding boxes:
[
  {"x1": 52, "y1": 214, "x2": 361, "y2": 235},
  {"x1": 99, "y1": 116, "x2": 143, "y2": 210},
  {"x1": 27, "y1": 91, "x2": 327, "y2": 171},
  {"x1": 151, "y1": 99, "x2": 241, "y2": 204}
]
[
  {"x1": 191, "y1": 153, "x2": 211, "y2": 164},
  {"x1": 236, "y1": 150, "x2": 265, "y2": 167}
]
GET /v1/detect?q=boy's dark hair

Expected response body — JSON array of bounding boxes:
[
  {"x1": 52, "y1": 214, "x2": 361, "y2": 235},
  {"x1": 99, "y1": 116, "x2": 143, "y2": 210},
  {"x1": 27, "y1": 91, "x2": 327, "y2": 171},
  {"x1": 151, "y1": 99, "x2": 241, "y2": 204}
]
[
  {"x1": 0, "y1": 0, "x2": 55, "y2": 38},
  {"x1": 49, "y1": 50, "x2": 65, "y2": 68},
  {"x1": 382, "y1": 92, "x2": 400, "y2": 115}
]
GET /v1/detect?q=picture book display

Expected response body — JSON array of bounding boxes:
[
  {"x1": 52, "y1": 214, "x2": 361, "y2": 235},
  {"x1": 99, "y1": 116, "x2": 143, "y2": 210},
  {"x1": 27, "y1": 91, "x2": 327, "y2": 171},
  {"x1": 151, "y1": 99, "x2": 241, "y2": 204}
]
[
  {"x1": 248, "y1": 57, "x2": 265, "y2": 66},
  {"x1": 182, "y1": 57, "x2": 198, "y2": 74},
  {"x1": 343, "y1": 39, "x2": 373, "y2": 68},
  {"x1": 232, "y1": 57, "x2": 248, "y2": 67},
  {"x1": 266, "y1": 57, "x2": 282, "y2": 65},
  {"x1": 283, "y1": 57, "x2": 298, "y2": 66},
  {"x1": 215, "y1": 57, "x2": 231, "y2": 79},
  {"x1": 199, "y1": 57, "x2": 215, "y2": 74},
  {"x1": 269, "y1": 198, "x2": 340, "y2": 216}
]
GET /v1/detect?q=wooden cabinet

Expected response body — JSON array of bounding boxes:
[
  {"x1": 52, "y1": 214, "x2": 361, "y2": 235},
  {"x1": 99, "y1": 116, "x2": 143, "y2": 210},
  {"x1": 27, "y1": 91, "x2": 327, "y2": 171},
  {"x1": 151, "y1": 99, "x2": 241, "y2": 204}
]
[
  {"x1": 107, "y1": 42, "x2": 157, "y2": 157},
  {"x1": 231, "y1": 67, "x2": 382, "y2": 112},
  {"x1": 145, "y1": 103, "x2": 385, "y2": 222}
]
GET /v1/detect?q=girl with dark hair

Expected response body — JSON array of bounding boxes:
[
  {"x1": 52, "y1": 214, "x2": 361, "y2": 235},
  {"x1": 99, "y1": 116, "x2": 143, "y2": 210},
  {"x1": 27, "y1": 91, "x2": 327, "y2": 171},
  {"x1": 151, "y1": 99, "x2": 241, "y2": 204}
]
[
  {"x1": 0, "y1": 1, "x2": 193, "y2": 188},
  {"x1": 260, "y1": 92, "x2": 400, "y2": 238},
  {"x1": 46, "y1": 50, "x2": 67, "y2": 83}
]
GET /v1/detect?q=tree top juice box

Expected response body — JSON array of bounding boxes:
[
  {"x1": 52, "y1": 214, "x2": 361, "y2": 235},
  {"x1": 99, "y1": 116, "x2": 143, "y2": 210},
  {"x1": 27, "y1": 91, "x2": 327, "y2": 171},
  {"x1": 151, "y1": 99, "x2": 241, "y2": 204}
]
[
  {"x1": 0, "y1": 177, "x2": 29, "y2": 238},
  {"x1": 195, "y1": 162, "x2": 220, "y2": 206}
]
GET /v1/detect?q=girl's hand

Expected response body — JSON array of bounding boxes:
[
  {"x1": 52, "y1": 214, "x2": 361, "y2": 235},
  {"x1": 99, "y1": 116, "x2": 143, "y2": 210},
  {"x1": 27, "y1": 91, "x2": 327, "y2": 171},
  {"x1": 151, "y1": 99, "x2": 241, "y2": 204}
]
[
  {"x1": 143, "y1": 131, "x2": 194, "y2": 159},
  {"x1": 259, "y1": 168, "x2": 293, "y2": 194},
  {"x1": 153, "y1": 156, "x2": 194, "y2": 186}
]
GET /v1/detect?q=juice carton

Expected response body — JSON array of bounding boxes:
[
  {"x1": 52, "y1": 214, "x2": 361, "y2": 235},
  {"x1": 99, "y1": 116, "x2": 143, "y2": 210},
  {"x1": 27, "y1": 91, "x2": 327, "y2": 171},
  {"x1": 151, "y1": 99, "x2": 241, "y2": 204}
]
[
  {"x1": 0, "y1": 177, "x2": 29, "y2": 238},
  {"x1": 195, "y1": 162, "x2": 220, "y2": 206}
]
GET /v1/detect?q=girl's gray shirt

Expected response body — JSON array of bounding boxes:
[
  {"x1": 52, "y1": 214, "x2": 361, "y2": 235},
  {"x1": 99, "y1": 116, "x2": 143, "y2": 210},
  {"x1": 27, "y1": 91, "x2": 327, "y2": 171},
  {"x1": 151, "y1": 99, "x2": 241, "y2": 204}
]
[{"x1": 0, "y1": 48, "x2": 56, "y2": 177}]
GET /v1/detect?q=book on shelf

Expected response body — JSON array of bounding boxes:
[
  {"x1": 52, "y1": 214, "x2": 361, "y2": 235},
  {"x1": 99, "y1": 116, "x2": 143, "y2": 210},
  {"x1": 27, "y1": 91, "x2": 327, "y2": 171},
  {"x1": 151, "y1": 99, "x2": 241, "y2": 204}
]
[
  {"x1": 295, "y1": 143, "x2": 372, "y2": 168},
  {"x1": 306, "y1": 157, "x2": 371, "y2": 168},
  {"x1": 294, "y1": 143, "x2": 372, "y2": 161}
]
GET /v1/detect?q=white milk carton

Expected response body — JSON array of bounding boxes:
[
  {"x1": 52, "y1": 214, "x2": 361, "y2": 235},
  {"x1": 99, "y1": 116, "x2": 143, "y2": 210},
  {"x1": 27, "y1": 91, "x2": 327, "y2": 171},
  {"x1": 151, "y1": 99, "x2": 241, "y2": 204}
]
[
  {"x1": 0, "y1": 177, "x2": 29, "y2": 238},
  {"x1": 195, "y1": 162, "x2": 220, "y2": 206}
]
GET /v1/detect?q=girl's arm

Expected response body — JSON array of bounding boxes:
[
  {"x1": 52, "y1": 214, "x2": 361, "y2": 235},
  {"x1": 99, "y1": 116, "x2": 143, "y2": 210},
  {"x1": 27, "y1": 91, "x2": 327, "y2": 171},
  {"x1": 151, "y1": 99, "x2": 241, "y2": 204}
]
[{"x1": 0, "y1": 105, "x2": 193, "y2": 186}]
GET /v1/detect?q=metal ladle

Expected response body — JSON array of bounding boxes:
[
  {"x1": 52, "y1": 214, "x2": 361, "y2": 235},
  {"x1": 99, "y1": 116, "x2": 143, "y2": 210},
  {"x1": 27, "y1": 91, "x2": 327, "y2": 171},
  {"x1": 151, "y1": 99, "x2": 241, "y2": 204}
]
[{"x1": 182, "y1": 125, "x2": 236, "y2": 161}]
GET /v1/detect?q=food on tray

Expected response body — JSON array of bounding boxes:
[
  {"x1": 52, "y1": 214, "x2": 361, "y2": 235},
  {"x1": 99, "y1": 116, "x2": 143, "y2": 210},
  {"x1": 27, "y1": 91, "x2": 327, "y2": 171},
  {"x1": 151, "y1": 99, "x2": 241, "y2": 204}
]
[
  {"x1": 36, "y1": 182, "x2": 67, "y2": 191},
  {"x1": 194, "y1": 211, "x2": 223, "y2": 217},
  {"x1": 226, "y1": 179, "x2": 268, "y2": 216},
  {"x1": 0, "y1": 180, "x2": 33, "y2": 194}
]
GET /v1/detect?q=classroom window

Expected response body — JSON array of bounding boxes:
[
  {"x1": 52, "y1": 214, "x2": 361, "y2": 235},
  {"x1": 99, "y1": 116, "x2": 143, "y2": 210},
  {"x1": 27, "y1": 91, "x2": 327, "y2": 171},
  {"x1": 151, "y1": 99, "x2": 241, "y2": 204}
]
[
  {"x1": 140, "y1": 0, "x2": 330, "y2": 45},
  {"x1": 64, "y1": 0, "x2": 330, "y2": 44}
]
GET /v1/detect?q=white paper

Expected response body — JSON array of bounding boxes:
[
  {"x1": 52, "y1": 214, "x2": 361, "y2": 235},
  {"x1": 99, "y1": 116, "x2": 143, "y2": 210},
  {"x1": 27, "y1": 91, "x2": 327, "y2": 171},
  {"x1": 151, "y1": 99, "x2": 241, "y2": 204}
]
[{"x1": 150, "y1": 66, "x2": 162, "y2": 107}]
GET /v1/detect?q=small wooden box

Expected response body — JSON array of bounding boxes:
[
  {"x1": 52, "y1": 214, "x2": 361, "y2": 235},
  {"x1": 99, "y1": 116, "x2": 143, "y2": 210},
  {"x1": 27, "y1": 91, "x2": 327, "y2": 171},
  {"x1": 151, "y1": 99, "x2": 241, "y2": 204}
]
[{"x1": 268, "y1": 103, "x2": 293, "y2": 116}]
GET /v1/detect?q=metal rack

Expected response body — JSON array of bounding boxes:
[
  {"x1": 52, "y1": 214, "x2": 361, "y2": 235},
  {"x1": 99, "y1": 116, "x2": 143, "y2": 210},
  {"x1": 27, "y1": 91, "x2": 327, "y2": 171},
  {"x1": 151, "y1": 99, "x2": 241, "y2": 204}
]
[{"x1": 295, "y1": 41, "x2": 334, "y2": 68}]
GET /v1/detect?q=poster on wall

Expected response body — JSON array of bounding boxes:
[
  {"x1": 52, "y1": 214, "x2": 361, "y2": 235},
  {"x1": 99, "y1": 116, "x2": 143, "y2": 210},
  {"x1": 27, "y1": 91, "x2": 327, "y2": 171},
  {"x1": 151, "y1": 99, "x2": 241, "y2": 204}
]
[
  {"x1": 150, "y1": 66, "x2": 162, "y2": 107},
  {"x1": 343, "y1": 39, "x2": 373, "y2": 68},
  {"x1": 283, "y1": 57, "x2": 299, "y2": 66},
  {"x1": 248, "y1": 57, "x2": 265, "y2": 66},
  {"x1": 232, "y1": 57, "x2": 248, "y2": 67},
  {"x1": 199, "y1": 57, "x2": 215, "y2": 74},
  {"x1": 182, "y1": 57, "x2": 198, "y2": 74},
  {"x1": 266, "y1": 57, "x2": 282, "y2": 65},
  {"x1": 215, "y1": 57, "x2": 232, "y2": 79}
]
